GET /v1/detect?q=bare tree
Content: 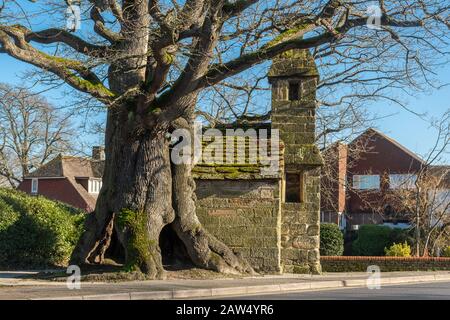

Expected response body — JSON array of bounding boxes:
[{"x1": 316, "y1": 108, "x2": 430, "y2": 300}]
[
  {"x1": 0, "y1": 0, "x2": 449, "y2": 278},
  {"x1": 0, "y1": 83, "x2": 74, "y2": 187},
  {"x1": 379, "y1": 166, "x2": 450, "y2": 256},
  {"x1": 369, "y1": 111, "x2": 450, "y2": 256}
]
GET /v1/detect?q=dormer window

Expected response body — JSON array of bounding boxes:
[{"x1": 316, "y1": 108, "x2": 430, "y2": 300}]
[
  {"x1": 288, "y1": 82, "x2": 300, "y2": 101},
  {"x1": 88, "y1": 179, "x2": 102, "y2": 194}
]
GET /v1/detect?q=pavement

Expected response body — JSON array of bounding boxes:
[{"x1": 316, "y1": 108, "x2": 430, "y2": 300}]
[{"x1": 1, "y1": 271, "x2": 450, "y2": 300}]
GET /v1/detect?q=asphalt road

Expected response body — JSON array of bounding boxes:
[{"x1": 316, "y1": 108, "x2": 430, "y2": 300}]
[{"x1": 220, "y1": 281, "x2": 450, "y2": 300}]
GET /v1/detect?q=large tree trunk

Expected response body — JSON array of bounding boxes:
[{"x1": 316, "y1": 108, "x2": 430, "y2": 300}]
[
  {"x1": 70, "y1": 105, "x2": 254, "y2": 278},
  {"x1": 170, "y1": 118, "x2": 254, "y2": 274},
  {"x1": 71, "y1": 106, "x2": 174, "y2": 279}
]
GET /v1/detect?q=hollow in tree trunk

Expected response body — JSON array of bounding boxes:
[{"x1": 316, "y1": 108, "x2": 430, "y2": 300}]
[{"x1": 70, "y1": 106, "x2": 254, "y2": 278}]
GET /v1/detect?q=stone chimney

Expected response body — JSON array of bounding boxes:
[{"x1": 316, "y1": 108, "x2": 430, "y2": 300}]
[{"x1": 92, "y1": 146, "x2": 105, "y2": 161}]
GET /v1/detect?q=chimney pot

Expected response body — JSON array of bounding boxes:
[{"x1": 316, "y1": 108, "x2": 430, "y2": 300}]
[{"x1": 92, "y1": 146, "x2": 105, "y2": 160}]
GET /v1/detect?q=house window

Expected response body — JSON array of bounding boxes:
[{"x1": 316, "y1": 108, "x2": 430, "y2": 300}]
[
  {"x1": 88, "y1": 179, "x2": 102, "y2": 194},
  {"x1": 353, "y1": 174, "x2": 380, "y2": 190},
  {"x1": 389, "y1": 174, "x2": 417, "y2": 189},
  {"x1": 285, "y1": 172, "x2": 304, "y2": 203},
  {"x1": 31, "y1": 178, "x2": 38, "y2": 194},
  {"x1": 288, "y1": 82, "x2": 300, "y2": 101}
]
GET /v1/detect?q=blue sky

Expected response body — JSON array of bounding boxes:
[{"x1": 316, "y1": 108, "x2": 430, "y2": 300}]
[
  {"x1": 368, "y1": 63, "x2": 450, "y2": 164},
  {"x1": 1, "y1": 51, "x2": 449, "y2": 163}
]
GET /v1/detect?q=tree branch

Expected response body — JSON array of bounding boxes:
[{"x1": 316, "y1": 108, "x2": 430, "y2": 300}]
[
  {"x1": 197, "y1": 10, "x2": 426, "y2": 90},
  {"x1": 90, "y1": 5, "x2": 123, "y2": 42},
  {"x1": 23, "y1": 28, "x2": 109, "y2": 58},
  {"x1": 0, "y1": 26, "x2": 116, "y2": 102},
  {"x1": 223, "y1": 0, "x2": 259, "y2": 17}
]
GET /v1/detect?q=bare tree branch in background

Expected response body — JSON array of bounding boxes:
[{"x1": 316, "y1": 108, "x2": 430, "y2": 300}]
[
  {"x1": 371, "y1": 111, "x2": 450, "y2": 256},
  {"x1": 0, "y1": 83, "x2": 75, "y2": 187}
]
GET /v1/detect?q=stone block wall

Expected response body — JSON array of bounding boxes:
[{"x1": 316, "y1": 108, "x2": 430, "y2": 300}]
[
  {"x1": 281, "y1": 168, "x2": 321, "y2": 274},
  {"x1": 195, "y1": 179, "x2": 281, "y2": 273},
  {"x1": 271, "y1": 101, "x2": 322, "y2": 166}
]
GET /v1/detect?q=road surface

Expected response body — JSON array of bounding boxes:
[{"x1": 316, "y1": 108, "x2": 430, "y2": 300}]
[{"x1": 219, "y1": 281, "x2": 450, "y2": 300}]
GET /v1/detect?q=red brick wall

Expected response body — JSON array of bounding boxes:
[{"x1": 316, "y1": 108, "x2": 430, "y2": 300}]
[
  {"x1": 18, "y1": 178, "x2": 91, "y2": 211},
  {"x1": 321, "y1": 143, "x2": 348, "y2": 217},
  {"x1": 337, "y1": 144, "x2": 347, "y2": 213}
]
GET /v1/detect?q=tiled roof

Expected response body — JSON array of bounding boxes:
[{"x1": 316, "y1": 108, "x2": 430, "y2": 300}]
[
  {"x1": 66, "y1": 177, "x2": 98, "y2": 211},
  {"x1": 24, "y1": 154, "x2": 102, "y2": 212},
  {"x1": 191, "y1": 138, "x2": 284, "y2": 180},
  {"x1": 25, "y1": 155, "x2": 104, "y2": 179},
  {"x1": 26, "y1": 155, "x2": 64, "y2": 177}
]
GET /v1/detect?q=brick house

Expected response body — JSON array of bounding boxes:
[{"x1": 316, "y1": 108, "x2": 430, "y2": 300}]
[
  {"x1": 321, "y1": 128, "x2": 449, "y2": 229},
  {"x1": 18, "y1": 147, "x2": 105, "y2": 212},
  {"x1": 18, "y1": 50, "x2": 325, "y2": 273}
]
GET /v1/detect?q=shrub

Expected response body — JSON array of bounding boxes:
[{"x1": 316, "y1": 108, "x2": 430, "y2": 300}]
[
  {"x1": 320, "y1": 223, "x2": 344, "y2": 256},
  {"x1": 442, "y1": 246, "x2": 450, "y2": 257},
  {"x1": 0, "y1": 188, "x2": 85, "y2": 268},
  {"x1": 384, "y1": 242, "x2": 411, "y2": 257},
  {"x1": 352, "y1": 225, "x2": 411, "y2": 256}
]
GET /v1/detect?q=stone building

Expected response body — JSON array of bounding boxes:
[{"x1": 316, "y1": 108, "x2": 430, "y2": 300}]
[
  {"x1": 194, "y1": 49, "x2": 323, "y2": 273},
  {"x1": 19, "y1": 49, "x2": 323, "y2": 274}
]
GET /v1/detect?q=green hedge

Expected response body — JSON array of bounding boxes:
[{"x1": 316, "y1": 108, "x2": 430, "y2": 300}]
[
  {"x1": 0, "y1": 188, "x2": 85, "y2": 268},
  {"x1": 321, "y1": 256, "x2": 450, "y2": 272},
  {"x1": 352, "y1": 225, "x2": 411, "y2": 256},
  {"x1": 320, "y1": 223, "x2": 344, "y2": 256}
]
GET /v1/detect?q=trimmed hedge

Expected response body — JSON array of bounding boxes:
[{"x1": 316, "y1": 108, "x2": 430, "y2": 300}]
[
  {"x1": 0, "y1": 188, "x2": 85, "y2": 268},
  {"x1": 352, "y1": 225, "x2": 411, "y2": 256},
  {"x1": 320, "y1": 223, "x2": 344, "y2": 256},
  {"x1": 321, "y1": 256, "x2": 450, "y2": 272}
]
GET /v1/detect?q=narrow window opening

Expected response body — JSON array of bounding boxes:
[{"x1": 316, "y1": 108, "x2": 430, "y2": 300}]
[
  {"x1": 288, "y1": 82, "x2": 300, "y2": 101},
  {"x1": 285, "y1": 173, "x2": 304, "y2": 203}
]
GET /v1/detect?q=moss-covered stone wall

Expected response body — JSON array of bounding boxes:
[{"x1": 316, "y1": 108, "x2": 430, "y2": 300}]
[
  {"x1": 193, "y1": 49, "x2": 323, "y2": 275},
  {"x1": 269, "y1": 50, "x2": 323, "y2": 274},
  {"x1": 280, "y1": 168, "x2": 321, "y2": 274},
  {"x1": 195, "y1": 179, "x2": 281, "y2": 273}
]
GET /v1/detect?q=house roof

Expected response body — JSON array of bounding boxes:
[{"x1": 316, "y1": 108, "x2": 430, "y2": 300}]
[
  {"x1": 27, "y1": 136, "x2": 284, "y2": 182},
  {"x1": 25, "y1": 154, "x2": 104, "y2": 178},
  {"x1": 192, "y1": 137, "x2": 285, "y2": 180},
  {"x1": 24, "y1": 154, "x2": 104, "y2": 211},
  {"x1": 349, "y1": 128, "x2": 425, "y2": 165}
]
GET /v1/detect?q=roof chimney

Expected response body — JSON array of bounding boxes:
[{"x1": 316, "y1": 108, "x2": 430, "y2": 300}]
[{"x1": 92, "y1": 146, "x2": 105, "y2": 161}]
